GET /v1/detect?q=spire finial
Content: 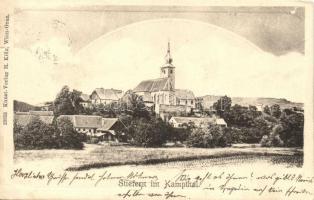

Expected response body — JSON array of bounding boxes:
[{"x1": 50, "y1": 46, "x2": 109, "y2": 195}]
[{"x1": 165, "y1": 40, "x2": 172, "y2": 64}]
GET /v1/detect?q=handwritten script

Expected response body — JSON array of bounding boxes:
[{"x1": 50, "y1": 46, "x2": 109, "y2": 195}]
[{"x1": 10, "y1": 168, "x2": 314, "y2": 199}]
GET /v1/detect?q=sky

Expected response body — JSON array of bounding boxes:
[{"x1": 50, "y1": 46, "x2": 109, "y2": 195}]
[{"x1": 11, "y1": 6, "x2": 308, "y2": 104}]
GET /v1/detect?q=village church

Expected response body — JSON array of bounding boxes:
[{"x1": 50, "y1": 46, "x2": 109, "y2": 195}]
[{"x1": 133, "y1": 42, "x2": 195, "y2": 119}]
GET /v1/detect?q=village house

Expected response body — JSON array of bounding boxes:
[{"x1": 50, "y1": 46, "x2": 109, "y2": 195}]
[
  {"x1": 79, "y1": 93, "x2": 92, "y2": 108},
  {"x1": 133, "y1": 42, "x2": 196, "y2": 116},
  {"x1": 169, "y1": 116, "x2": 227, "y2": 128},
  {"x1": 57, "y1": 115, "x2": 121, "y2": 141},
  {"x1": 90, "y1": 88, "x2": 123, "y2": 105},
  {"x1": 14, "y1": 111, "x2": 54, "y2": 127},
  {"x1": 96, "y1": 118, "x2": 122, "y2": 141}
]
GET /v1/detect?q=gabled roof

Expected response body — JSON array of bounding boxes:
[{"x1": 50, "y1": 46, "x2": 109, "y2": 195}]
[
  {"x1": 175, "y1": 89, "x2": 195, "y2": 100},
  {"x1": 29, "y1": 111, "x2": 54, "y2": 116},
  {"x1": 80, "y1": 93, "x2": 90, "y2": 102},
  {"x1": 58, "y1": 115, "x2": 102, "y2": 128},
  {"x1": 92, "y1": 88, "x2": 123, "y2": 100},
  {"x1": 170, "y1": 117, "x2": 227, "y2": 127},
  {"x1": 216, "y1": 118, "x2": 227, "y2": 125},
  {"x1": 100, "y1": 118, "x2": 118, "y2": 130},
  {"x1": 134, "y1": 78, "x2": 172, "y2": 92},
  {"x1": 57, "y1": 115, "x2": 120, "y2": 130},
  {"x1": 170, "y1": 117, "x2": 215, "y2": 126}
]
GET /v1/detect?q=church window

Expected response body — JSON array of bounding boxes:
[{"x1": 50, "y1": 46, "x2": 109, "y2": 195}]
[
  {"x1": 186, "y1": 100, "x2": 188, "y2": 104},
  {"x1": 170, "y1": 69, "x2": 173, "y2": 74},
  {"x1": 163, "y1": 70, "x2": 165, "y2": 74},
  {"x1": 191, "y1": 100, "x2": 194, "y2": 104}
]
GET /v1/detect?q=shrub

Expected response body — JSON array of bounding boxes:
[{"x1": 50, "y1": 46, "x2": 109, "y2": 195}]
[
  {"x1": 279, "y1": 112, "x2": 304, "y2": 147},
  {"x1": 187, "y1": 125, "x2": 229, "y2": 148},
  {"x1": 130, "y1": 117, "x2": 168, "y2": 147},
  {"x1": 14, "y1": 117, "x2": 84, "y2": 150},
  {"x1": 56, "y1": 118, "x2": 84, "y2": 149},
  {"x1": 167, "y1": 128, "x2": 191, "y2": 143},
  {"x1": 260, "y1": 135, "x2": 271, "y2": 147},
  {"x1": 14, "y1": 117, "x2": 58, "y2": 150}
]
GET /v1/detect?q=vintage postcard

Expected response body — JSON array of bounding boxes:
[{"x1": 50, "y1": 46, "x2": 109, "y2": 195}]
[{"x1": 0, "y1": 0, "x2": 313, "y2": 199}]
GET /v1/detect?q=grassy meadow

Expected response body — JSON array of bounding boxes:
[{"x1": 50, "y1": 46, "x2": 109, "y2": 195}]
[{"x1": 13, "y1": 143, "x2": 303, "y2": 172}]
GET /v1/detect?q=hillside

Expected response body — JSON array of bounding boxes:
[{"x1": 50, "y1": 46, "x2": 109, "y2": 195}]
[
  {"x1": 198, "y1": 95, "x2": 303, "y2": 110},
  {"x1": 14, "y1": 100, "x2": 38, "y2": 112}
]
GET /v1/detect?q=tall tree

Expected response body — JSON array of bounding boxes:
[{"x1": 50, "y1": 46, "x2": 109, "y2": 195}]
[
  {"x1": 71, "y1": 89, "x2": 84, "y2": 114},
  {"x1": 270, "y1": 104, "x2": 281, "y2": 118},
  {"x1": 263, "y1": 105, "x2": 271, "y2": 115},
  {"x1": 122, "y1": 91, "x2": 150, "y2": 119},
  {"x1": 53, "y1": 86, "x2": 84, "y2": 116},
  {"x1": 213, "y1": 95, "x2": 232, "y2": 117}
]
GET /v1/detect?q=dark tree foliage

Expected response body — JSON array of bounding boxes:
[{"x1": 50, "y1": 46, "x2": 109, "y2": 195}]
[
  {"x1": 279, "y1": 110, "x2": 304, "y2": 147},
  {"x1": 260, "y1": 108, "x2": 304, "y2": 147},
  {"x1": 270, "y1": 104, "x2": 281, "y2": 118},
  {"x1": 213, "y1": 95, "x2": 232, "y2": 117},
  {"x1": 56, "y1": 117, "x2": 84, "y2": 149},
  {"x1": 13, "y1": 117, "x2": 84, "y2": 150},
  {"x1": 129, "y1": 117, "x2": 169, "y2": 147},
  {"x1": 13, "y1": 117, "x2": 57, "y2": 150},
  {"x1": 53, "y1": 86, "x2": 84, "y2": 116},
  {"x1": 187, "y1": 125, "x2": 230, "y2": 148},
  {"x1": 123, "y1": 92, "x2": 150, "y2": 119},
  {"x1": 263, "y1": 105, "x2": 271, "y2": 115},
  {"x1": 223, "y1": 104, "x2": 262, "y2": 127}
]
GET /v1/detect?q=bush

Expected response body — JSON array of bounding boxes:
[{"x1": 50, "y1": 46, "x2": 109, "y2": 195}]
[
  {"x1": 56, "y1": 118, "x2": 84, "y2": 149},
  {"x1": 279, "y1": 112, "x2": 304, "y2": 147},
  {"x1": 260, "y1": 125, "x2": 284, "y2": 147},
  {"x1": 129, "y1": 117, "x2": 168, "y2": 147},
  {"x1": 260, "y1": 135, "x2": 271, "y2": 147},
  {"x1": 260, "y1": 134, "x2": 284, "y2": 147},
  {"x1": 187, "y1": 125, "x2": 229, "y2": 148},
  {"x1": 167, "y1": 128, "x2": 191, "y2": 143},
  {"x1": 14, "y1": 117, "x2": 58, "y2": 150},
  {"x1": 14, "y1": 117, "x2": 84, "y2": 150}
]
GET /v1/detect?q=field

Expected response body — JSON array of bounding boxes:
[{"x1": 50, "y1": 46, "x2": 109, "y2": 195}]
[{"x1": 13, "y1": 143, "x2": 303, "y2": 172}]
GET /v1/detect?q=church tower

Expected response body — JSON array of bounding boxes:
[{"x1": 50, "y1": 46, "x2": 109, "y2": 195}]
[{"x1": 160, "y1": 41, "x2": 175, "y2": 90}]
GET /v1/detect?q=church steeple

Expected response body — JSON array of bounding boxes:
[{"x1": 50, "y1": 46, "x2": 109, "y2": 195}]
[
  {"x1": 160, "y1": 41, "x2": 175, "y2": 90},
  {"x1": 165, "y1": 41, "x2": 173, "y2": 64}
]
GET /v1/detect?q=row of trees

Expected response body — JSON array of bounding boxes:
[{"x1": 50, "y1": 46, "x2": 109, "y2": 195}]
[
  {"x1": 212, "y1": 96, "x2": 304, "y2": 147},
  {"x1": 14, "y1": 117, "x2": 85, "y2": 150}
]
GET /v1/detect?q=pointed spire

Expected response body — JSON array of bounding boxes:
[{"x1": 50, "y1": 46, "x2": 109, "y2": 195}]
[{"x1": 165, "y1": 40, "x2": 173, "y2": 64}]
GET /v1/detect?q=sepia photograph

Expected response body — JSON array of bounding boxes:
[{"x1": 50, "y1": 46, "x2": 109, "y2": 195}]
[{"x1": 0, "y1": 1, "x2": 313, "y2": 199}]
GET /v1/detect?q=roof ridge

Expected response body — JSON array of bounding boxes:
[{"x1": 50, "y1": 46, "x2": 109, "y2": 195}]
[{"x1": 141, "y1": 77, "x2": 166, "y2": 82}]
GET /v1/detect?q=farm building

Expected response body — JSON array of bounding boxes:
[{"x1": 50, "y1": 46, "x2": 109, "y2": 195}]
[
  {"x1": 169, "y1": 116, "x2": 227, "y2": 128},
  {"x1": 57, "y1": 115, "x2": 122, "y2": 141},
  {"x1": 90, "y1": 88, "x2": 123, "y2": 105},
  {"x1": 79, "y1": 93, "x2": 92, "y2": 108}
]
